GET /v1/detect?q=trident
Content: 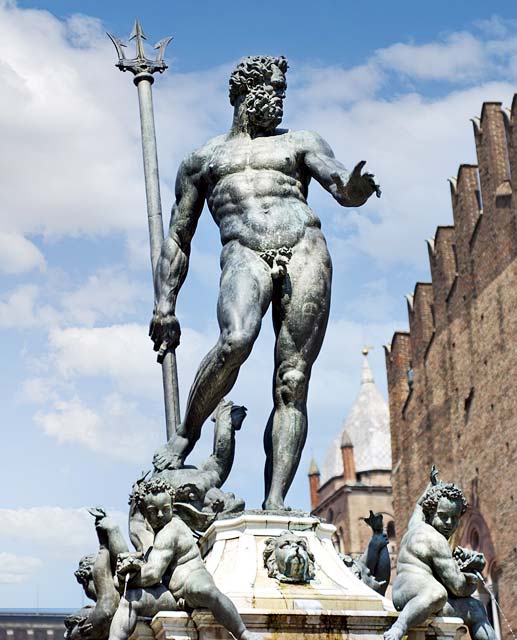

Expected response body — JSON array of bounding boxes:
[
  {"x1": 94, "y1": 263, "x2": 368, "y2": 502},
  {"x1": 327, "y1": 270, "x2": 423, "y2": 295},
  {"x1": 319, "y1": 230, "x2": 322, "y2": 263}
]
[{"x1": 108, "y1": 22, "x2": 179, "y2": 440}]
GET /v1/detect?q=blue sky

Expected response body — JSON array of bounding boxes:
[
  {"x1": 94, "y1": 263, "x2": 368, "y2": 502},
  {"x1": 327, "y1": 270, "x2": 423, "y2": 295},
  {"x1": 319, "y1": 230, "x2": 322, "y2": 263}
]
[{"x1": 1, "y1": 0, "x2": 517, "y2": 609}]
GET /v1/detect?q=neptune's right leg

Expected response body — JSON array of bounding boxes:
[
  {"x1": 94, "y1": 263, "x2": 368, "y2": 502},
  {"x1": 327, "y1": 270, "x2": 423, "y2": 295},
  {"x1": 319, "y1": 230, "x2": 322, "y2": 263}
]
[{"x1": 154, "y1": 241, "x2": 273, "y2": 470}]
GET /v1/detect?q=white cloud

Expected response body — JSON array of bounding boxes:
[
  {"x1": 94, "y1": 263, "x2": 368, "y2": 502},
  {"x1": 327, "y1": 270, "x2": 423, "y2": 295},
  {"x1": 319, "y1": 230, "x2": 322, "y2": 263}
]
[
  {"x1": 23, "y1": 377, "x2": 59, "y2": 403},
  {"x1": 0, "y1": 284, "x2": 58, "y2": 328},
  {"x1": 36, "y1": 395, "x2": 101, "y2": 448},
  {"x1": 46, "y1": 324, "x2": 158, "y2": 396},
  {"x1": 375, "y1": 32, "x2": 487, "y2": 82},
  {"x1": 0, "y1": 285, "x2": 38, "y2": 328},
  {"x1": 285, "y1": 21, "x2": 517, "y2": 276},
  {"x1": 0, "y1": 4, "x2": 144, "y2": 239},
  {"x1": 291, "y1": 63, "x2": 385, "y2": 106},
  {"x1": 125, "y1": 229, "x2": 152, "y2": 270},
  {"x1": 0, "y1": 553, "x2": 42, "y2": 584},
  {"x1": 345, "y1": 278, "x2": 401, "y2": 321},
  {"x1": 0, "y1": 507, "x2": 127, "y2": 559},
  {"x1": 0, "y1": 232, "x2": 45, "y2": 274},
  {"x1": 474, "y1": 15, "x2": 513, "y2": 38},
  {"x1": 0, "y1": 267, "x2": 148, "y2": 333},
  {"x1": 60, "y1": 267, "x2": 146, "y2": 326},
  {"x1": 35, "y1": 392, "x2": 161, "y2": 461},
  {"x1": 153, "y1": 65, "x2": 230, "y2": 169}
]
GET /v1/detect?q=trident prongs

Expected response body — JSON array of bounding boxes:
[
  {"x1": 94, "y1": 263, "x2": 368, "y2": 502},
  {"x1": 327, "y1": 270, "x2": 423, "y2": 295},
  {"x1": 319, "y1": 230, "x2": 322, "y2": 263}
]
[
  {"x1": 155, "y1": 36, "x2": 174, "y2": 64},
  {"x1": 107, "y1": 33, "x2": 127, "y2": 63},
  {"x1": 107, "y1": 20, "x2": 173, "y2": 78},
  {"x1": 129, "y1": 20, "x2": 147, "y2": 61}
]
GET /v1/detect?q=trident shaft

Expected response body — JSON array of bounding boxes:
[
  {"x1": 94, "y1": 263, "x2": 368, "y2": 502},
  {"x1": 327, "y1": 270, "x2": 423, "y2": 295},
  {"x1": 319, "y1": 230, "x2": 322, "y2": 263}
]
[{"x1": 108, "y1": 22, "x2": 179, "y2": 440}]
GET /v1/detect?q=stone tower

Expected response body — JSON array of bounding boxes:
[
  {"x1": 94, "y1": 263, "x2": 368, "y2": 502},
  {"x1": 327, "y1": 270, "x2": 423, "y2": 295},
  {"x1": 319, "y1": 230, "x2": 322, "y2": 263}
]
[{"x1": 308, "y1": 350, "x2": 395, "y2": 557}]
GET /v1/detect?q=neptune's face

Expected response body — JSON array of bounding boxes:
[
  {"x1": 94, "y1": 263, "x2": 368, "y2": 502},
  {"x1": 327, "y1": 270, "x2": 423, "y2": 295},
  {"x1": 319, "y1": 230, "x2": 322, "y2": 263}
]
[{"x1": 245, "y1": 65, "x2": 286, "y2": 130}]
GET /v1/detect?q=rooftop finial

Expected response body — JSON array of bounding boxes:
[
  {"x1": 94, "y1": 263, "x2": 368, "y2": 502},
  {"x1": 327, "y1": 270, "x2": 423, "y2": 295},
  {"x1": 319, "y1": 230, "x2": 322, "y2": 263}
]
[
  {"x1": 308, "y1": 457, "x2": 320, "y2": 476},
  {"x1": 361, "y1": 346, "x2": 374, "y2": 384}
]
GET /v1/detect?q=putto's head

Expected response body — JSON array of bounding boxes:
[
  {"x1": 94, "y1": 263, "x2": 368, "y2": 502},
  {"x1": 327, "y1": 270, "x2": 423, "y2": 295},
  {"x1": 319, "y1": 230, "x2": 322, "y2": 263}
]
[
  {"x1": 422, "y1": 482, "x2": 467, "y2": 539},
  {"x1": 229, "y1": 56, "x2": 288, "y2": 131},
  {"x1": 132, "y1": 477, "x2": 175, "y2": 531},
  {"x1": 74, "y1": 554, "x2": 96, "y2": 601}
]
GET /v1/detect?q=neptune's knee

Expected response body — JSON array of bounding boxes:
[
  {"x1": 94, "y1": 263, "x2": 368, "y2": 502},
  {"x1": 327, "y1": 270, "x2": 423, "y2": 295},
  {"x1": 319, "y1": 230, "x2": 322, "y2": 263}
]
[
  {"x1": 220, "y1": 328, "x2": 255, "y2": 364},
  {"x1": 278, "y1": 365, "x2": 307, "y2": 404}
]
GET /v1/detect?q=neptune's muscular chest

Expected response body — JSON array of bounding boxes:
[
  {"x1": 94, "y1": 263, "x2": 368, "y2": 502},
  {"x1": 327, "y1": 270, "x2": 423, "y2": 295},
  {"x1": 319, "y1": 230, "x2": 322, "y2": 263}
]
[{"x1": 205, "y1": 132, "x2": 302, "y2": 187}]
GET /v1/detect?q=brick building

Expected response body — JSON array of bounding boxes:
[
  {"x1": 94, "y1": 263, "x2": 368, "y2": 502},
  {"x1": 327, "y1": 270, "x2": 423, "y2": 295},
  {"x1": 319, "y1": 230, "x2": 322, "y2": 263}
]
[
  {"x1": 308, "y1": 350, "x2": 395, "y2": 559},
  {"x1": 385, "y1": 98, "x2": 517, "y2": 639}
]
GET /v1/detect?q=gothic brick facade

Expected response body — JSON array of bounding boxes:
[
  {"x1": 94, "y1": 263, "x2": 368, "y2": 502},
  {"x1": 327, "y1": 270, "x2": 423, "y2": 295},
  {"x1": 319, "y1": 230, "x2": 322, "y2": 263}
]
[{"x1": 385, "y1": 99, "x2": 517, "y2": 639}]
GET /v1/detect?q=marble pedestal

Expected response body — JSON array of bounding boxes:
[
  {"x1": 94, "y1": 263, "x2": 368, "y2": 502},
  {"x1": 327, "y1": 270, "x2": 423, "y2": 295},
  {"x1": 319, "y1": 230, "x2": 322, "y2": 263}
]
[{"x1": 133, "y1": 513, "x2": 466, "y2": 640}]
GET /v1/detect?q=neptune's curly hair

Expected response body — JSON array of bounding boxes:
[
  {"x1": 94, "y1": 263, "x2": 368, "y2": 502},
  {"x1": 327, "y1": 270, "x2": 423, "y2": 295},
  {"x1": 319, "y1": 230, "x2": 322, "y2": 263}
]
[
  {"x1": 229, "y1": 55, "x2": 288, "y2": 106},
  {"x1": 422, "y1": 482, "x2": 467, "y2": 521}
]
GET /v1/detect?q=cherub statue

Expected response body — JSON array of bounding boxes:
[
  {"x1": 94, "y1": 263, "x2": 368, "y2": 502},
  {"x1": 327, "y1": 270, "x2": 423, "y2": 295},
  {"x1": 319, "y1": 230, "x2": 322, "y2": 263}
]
[
  {"x1": 385, "y1": 467, "x2": 496, "y2": 640},
  {"x1": 263, "y1": 531, "x2": 316, "y2": 583},
  {"x1": 156, "y1": 399, "x2": 246, "y2": 512},
  {"x1": 342, "y1": 511, "x2": 391, "y2": 595},
  {"x1": 109, "y1": 478, "x2": 258, "y2": 640},
  {"x1": 65, "y1": 508, "x2": 128, "y2": 640},
  {"x1": 129, "y1": 399, "x2": 245, "y2": 551}
]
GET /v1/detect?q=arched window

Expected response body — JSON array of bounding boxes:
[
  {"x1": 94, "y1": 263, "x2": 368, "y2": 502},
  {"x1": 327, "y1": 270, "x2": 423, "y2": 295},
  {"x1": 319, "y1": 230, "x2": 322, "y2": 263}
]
[
  {"x1": 456, "y1": 510, "x2": 501, "y2": 640},
  {"x1": 470, "y1": 528, "x2": 480, "y2": 549},
  {"x1": 387, "y1": 520, "x2": 396, "y2": 540},
  {"x1": 476, "y1": 569, "x2": 502, "y2": 640}
]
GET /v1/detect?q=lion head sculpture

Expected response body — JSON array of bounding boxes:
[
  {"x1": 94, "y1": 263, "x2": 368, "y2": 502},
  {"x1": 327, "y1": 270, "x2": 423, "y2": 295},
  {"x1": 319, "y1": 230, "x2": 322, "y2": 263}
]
[{"x1": 263, "y1": 531, "x2": 316, "y2": 583}]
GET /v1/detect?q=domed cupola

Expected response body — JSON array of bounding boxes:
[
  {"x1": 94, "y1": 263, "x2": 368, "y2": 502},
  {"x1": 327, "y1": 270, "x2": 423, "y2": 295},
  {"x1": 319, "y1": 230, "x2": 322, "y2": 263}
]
[{"x1": 320, "y1": 348, "x2": 391, "y2": 484}]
